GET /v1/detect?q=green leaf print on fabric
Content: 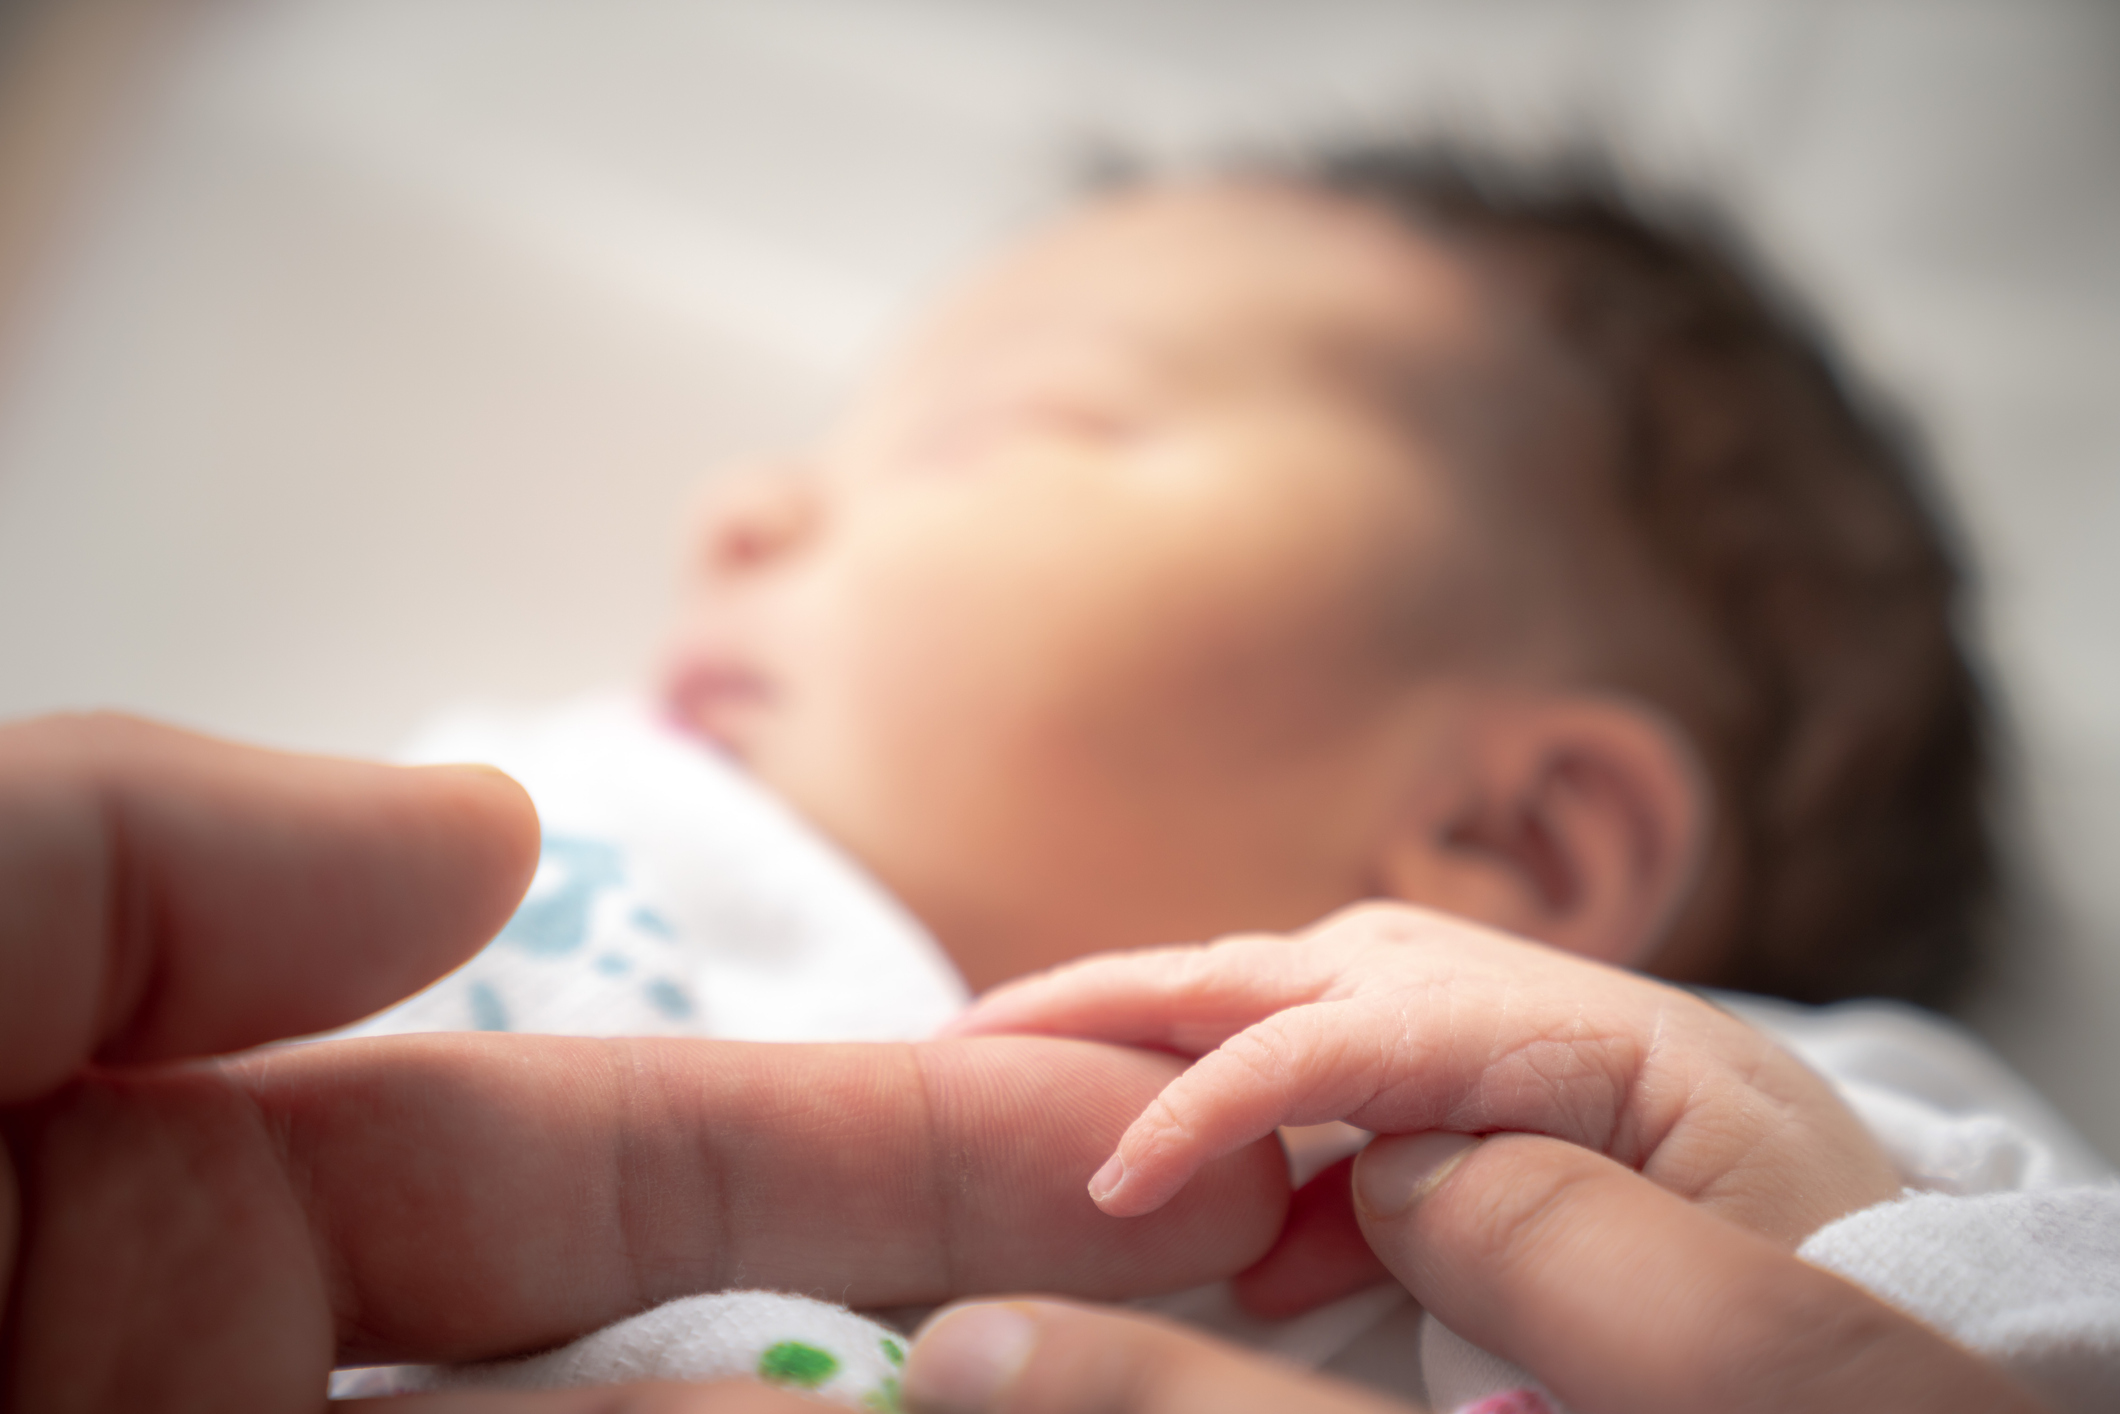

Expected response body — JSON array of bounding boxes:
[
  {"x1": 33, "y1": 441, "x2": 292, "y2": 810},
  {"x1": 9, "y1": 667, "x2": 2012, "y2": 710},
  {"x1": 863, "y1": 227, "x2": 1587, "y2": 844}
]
[{"x1": 758, "y1": 1340, "x2": 839, "y2": 1388}]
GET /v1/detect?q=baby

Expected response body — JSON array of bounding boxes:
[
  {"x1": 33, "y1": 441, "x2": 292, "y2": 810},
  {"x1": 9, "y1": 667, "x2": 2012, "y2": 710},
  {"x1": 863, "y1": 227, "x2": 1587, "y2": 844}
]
[
  {"x1": 663, "y1": 142, "x2": 1987, "y2": 1012},
  {"x1": 346, "y1": 143, "x2": 2117, "y2": 1409}
]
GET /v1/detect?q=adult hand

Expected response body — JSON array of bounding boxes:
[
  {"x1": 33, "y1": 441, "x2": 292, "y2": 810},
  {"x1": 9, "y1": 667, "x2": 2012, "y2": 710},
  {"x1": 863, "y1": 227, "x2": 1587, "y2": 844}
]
[
  {"x1": 904, "y1": 1131, "x2": 2050, "y2": 1414},
  {"x1": 0, "y1": 716, "x2": 1287, "y2": 1411}
]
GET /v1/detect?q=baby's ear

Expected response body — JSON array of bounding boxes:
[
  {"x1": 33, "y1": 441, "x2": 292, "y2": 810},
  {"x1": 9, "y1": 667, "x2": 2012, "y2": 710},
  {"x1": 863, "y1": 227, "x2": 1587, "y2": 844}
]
[{"x1": 1374, "y1": 693, "x2": 1706, "y2": 969}]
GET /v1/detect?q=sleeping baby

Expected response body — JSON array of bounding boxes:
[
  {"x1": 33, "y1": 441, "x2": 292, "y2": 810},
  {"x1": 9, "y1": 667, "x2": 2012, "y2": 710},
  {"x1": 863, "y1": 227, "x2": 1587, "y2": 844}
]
[{"x1": 335, "y1": 144, "x2": 2119, "y2": 1410}]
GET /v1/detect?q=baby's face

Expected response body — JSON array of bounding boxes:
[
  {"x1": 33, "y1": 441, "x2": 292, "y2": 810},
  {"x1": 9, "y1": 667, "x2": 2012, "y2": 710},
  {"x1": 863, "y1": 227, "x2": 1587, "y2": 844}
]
[{"x1": 664, "y1": 185, "x2": 1500, "y2": 989}]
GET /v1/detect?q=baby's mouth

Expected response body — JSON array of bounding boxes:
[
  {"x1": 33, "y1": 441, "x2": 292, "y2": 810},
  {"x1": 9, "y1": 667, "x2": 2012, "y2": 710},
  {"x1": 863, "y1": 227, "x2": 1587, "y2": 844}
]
[{"x1": 662, "y1": 658, "x2": 775, "y2": 759}]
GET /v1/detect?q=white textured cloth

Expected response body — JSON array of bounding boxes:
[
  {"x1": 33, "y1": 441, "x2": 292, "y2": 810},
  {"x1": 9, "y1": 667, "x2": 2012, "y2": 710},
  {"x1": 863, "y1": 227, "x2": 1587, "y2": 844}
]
[
  {"x1": 331, "y1": 699, "x2": 2120, "y2": 1411},
  {"x1": 337, "y1": 1292, "x2": 909, "y2": 1407}
]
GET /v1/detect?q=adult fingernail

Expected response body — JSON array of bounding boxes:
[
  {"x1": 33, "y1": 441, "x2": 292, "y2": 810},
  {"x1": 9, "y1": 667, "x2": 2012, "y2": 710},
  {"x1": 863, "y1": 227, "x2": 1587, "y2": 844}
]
[
  {"x1": 1088, "y1": 1152, "x2": 1125, "y2": 1204},
  {"x1": 905, "y1": 1303, "x2": 1039, "y2": 1414},
  {"x1": 426, "y1": 761, "x2": 515, "y2": 781},
  {"x1": 1354, "y1": 1132, "x2": 1480, "y2": 1220}
]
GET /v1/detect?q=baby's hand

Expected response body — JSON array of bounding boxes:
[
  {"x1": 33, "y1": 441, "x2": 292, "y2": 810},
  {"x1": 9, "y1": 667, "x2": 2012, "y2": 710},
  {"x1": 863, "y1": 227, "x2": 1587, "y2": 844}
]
[{"x1": 943, "y1": 902, "x2": 1902, "y2": 1249}]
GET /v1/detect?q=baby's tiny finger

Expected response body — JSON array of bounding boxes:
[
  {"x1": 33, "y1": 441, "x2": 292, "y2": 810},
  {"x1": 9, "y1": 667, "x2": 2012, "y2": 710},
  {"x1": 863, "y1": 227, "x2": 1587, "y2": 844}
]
[{"x1": 1094, "y1": 1003, "x2": 1381, "y2": 1216}]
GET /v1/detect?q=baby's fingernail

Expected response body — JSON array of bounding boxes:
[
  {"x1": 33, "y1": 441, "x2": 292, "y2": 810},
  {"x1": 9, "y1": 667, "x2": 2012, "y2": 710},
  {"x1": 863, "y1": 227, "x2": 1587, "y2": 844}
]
[
  {"x1": 1354, "y1": 1132, "x2": 1480, "y2": 1220},
  {"x1": 905, "y1": 1302, "x2": 1039, "y2": 1413},
  {"x1": 1088, "y1": 1152, "x2": 1125, "y2": 1205}
]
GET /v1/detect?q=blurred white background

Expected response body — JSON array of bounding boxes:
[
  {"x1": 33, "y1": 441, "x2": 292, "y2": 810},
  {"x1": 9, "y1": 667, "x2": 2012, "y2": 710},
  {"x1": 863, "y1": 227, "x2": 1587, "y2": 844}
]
[{"x1": 1, "y1": 0, "x2": 2114, "y2": 1155}]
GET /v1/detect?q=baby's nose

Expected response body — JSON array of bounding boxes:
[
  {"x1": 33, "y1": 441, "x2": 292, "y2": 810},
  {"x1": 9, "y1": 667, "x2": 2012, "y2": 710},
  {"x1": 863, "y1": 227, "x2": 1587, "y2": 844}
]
[{"x1": 688, "y1": 462, "x2": 822, "y2": 580}]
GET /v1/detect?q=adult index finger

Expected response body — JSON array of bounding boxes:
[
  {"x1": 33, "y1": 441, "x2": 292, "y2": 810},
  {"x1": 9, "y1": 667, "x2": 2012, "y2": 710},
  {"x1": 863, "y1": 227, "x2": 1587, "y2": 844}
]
[
  {"x1": 244, "y1": 1034, "x2": 1291, "y2": 1365},
  {"x1": 0, "y1": 713, "x2": 538, "y2": 1099},
  {"x1": 13, "y1": 1036, "x2": 1287, "y2": 1404}
]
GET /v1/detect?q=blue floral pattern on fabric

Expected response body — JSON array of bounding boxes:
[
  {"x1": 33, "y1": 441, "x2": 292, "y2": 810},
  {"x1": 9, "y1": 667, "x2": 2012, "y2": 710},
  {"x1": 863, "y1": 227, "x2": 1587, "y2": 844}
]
[
  {"x1": 499, "y1": 836, "x2": 626, "y2": 956},
  {"x1": 480, "y1": 833, "x2": 697, "y2": 1025}
]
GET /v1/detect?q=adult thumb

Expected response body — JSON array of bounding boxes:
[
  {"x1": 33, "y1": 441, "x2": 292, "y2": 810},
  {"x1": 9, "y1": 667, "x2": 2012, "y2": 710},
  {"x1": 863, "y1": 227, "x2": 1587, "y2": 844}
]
[
  {"x1": 1350, "y1": 1131, "x2": 2047, "y2": 1414},
  {"x1": 0, "y1": 714, "x2": 539, "y2": 1098}
]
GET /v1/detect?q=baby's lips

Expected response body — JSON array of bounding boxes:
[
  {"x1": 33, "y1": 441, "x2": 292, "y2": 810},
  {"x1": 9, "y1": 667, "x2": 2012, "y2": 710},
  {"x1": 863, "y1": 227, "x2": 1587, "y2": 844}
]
[{"x1": 660, "y1": 653, "x2": 775, "y2": 757}]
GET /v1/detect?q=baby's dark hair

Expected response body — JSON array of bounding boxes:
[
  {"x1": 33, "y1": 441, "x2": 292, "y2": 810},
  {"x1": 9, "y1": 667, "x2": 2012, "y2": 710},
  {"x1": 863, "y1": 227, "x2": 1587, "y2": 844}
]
[{"x1": 1269, "y1": 140, "x2": 1995, "y2": 1008}]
